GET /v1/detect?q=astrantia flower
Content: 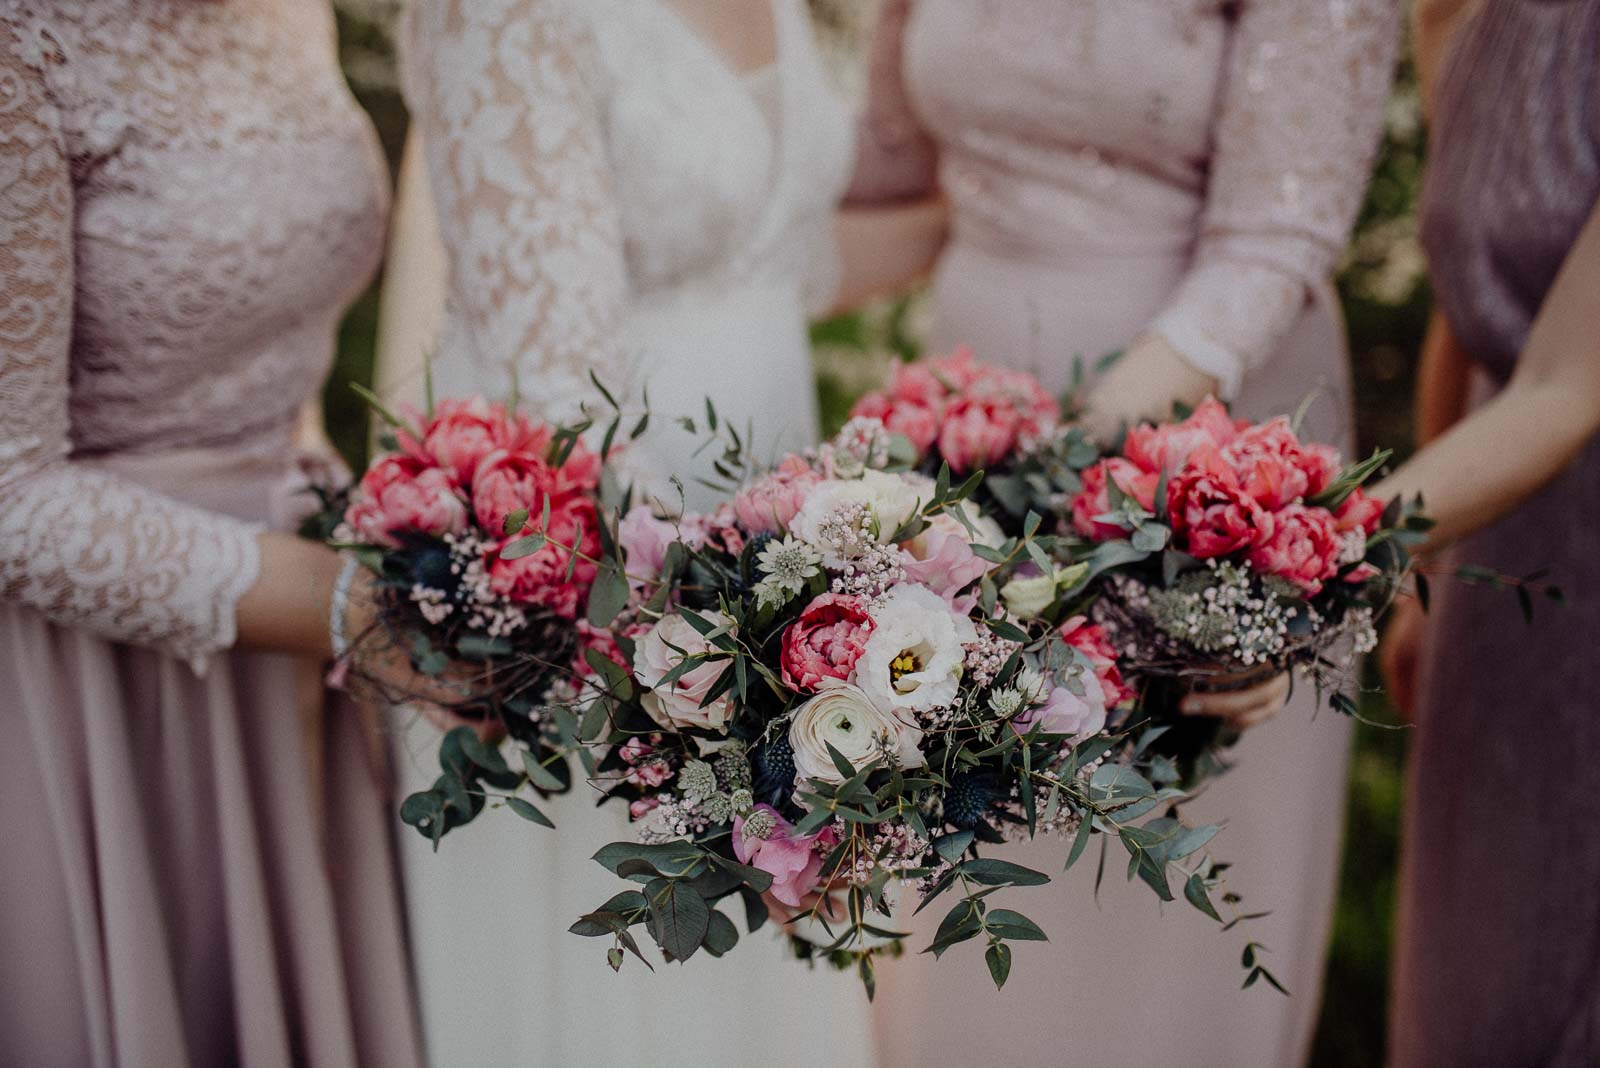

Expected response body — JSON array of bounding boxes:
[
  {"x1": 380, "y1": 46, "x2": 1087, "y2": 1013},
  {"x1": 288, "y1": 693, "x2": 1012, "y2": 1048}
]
[
  {"x1": 788, "y1": 680, "x2": 926, "y2": 786},
  {"x1": 857, "y1": 584, "x2": 978, "y2": 713},
  {"x1": 756, "y1": 536, "x2": 822, "y2": 597}
]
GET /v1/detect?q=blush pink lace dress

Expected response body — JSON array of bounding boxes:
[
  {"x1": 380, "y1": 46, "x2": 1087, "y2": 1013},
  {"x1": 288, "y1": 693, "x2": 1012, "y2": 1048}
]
[
  {"x1": 0, "y1": 3, "x2": 420, "y2": 1066},
  {"x1": 850, "y1": 2, "x2": 1398, "y2": 1064}
]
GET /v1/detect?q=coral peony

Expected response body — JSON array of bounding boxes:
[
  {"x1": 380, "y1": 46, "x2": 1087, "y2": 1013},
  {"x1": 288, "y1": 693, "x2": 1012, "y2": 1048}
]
[
  {"x1": 1249, "y1": 502, "x2": 1343, "y2": 594},
  {"x1": 344, "y1": 455, "x2": 467, "y2": 547},
  {"x1": 781, "y1": 594, "x2": 875, "y2": 693}
]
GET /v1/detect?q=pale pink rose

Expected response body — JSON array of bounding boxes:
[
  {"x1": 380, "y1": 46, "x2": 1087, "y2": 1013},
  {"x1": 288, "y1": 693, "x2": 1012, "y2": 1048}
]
[
  {"x1": 618, "y1": 505, "x2": 678, "y2": 586},
  {"x1": 733, "y1": 805, "x2": 832, "y2": 907},
  {"x1": 1249, "y1": 503, "x2": 1342, "y2": 594},
  {"x1": 1167, "y1": 446, "x2": 1274, "y2": 558},
  {"x1": 850, "y1": 392, "x2": 941, "y2": 457},
  {"x1": 1015, "y1": 677, "x2": 1108, "y2": 742},
  {"x1": 633, "y1": 613, "x2": 735, "y2": 733},
  {"x1": 1059, "y1": 615, "x2": 1137, "y2": 707},
  {"x1": 900, "y1": 514, "x2": 992, "y2": 602},
  {"x1": 1334, "y1": 487, "x2": 1385, "y2": 535},
  {"x1": 344, "y1": 455, "x2": 467, "y2": 547},
  {"x1": 1070, "y1": 458, "x2": 1161, "y2": 541},
  {"x1": 734, "y1": 456, "x2": 821, "y2": 534},
  {"x1": 781, "y1": 594, "x2": 875, "y2": 693},
  {"x1": 1221, "y1": 417, "x2": 1339, "y2": 509},
  {"x1": 937, "y1": 395, "x2": 1023, "y2": 473}
]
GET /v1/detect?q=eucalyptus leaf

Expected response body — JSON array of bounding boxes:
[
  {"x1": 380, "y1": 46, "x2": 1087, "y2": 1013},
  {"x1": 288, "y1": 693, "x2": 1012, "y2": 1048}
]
[
  {"x1": 506, "y1": 796, "x2": 554, "y2": 828},
  {"x1": 645, "y1": 878, "x2": 711, "y2": 963}
]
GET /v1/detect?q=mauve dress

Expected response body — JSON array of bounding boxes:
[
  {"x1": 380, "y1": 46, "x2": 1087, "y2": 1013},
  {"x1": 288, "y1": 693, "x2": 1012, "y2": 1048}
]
[
  {"x1": 1392, "y1": 2, "x2": 1600, "y2": 1064},
  {"x1": 0, "y1": 3, "x2": 421, "y2": 1066},
  {"x1": 850, "y1": 1, "x2": 1398, "y2": 1064}
]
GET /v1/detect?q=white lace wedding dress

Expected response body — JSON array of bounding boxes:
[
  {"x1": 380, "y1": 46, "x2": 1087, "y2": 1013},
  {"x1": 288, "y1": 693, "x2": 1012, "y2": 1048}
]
[{"x1": 378, "y1": 2, "x2": 871, "y2": 1064}]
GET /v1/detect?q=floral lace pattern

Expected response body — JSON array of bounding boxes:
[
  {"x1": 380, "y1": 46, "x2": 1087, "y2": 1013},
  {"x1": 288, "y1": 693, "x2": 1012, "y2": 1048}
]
[
  {"x1": 402, "y1": 0, "x2": 854, "y2": 423},
  {"x1": 0, "y1": 0, "x2": 389, "y2": 661},
  {"x1": 852, "y1": 0, "x2": 1400, "y2": 396}
]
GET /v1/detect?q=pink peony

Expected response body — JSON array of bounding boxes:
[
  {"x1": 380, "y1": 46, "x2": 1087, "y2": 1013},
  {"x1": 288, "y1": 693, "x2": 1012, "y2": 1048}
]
[
  {"x1": 734, "y1": 456, "x2": 820, "y2": 534},
  {"x1": 1070, "y1": 458, "x2": 1161, "y2": 541},
  {"x1": 1167, "y1": 446, "x2": 1274, "y2": 558},
  {"x1": 404, "y1": 398, "x2": 515, "y2": 488},
  {"x1": 937, "y1": 395, "x2": 1023, "y2": 473},
  {"x1": 1124, "y1": 397, "x2": 1245, "y2": 475},
  {"x1": 1248, "y1": 503, "x2": 1342, "y2": 595},
  {"x1": 732, "y1": 805, "x2": 832, "y2": 908},
  {"x1": 850, "y1": 392, "x2": 941, "y2": 457},
  {"x1": 1221, "y1": 417, "x2": 1339, "y2": 509},
  {"x1": 1059, "y1": 615, "x2": 1136, "y2": 708},
  {"x1": 344, "y1": 455, "x2": 467, "y2": 547},
  {"x1": 1334, "y1": 487, "x2": 1385, "y2": 536},
  {"x1": 926, "y1": 346, "x2": 986, "y2": 392},
  {"x1": 486, "y1": 499, "x2": 600, "y2": 617},
  {"x1": 781, "y1": 594, "x2": 875, "y2": 693}
]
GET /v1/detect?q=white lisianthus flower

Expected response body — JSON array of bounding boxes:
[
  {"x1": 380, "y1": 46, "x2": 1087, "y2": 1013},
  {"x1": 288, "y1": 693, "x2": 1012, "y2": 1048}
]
[
  {"x1": 789, "y1": 680, "x2": 926, "y2": 786},
  {"x1": 633, "y1": 612, "x2": 735, "y2": 734},
  {"x1": 791, "y1": 470, "x2": 934, "y2": 567},
  {"x1": 857, "y1": 584, "x2": 978, "y2": 713}
]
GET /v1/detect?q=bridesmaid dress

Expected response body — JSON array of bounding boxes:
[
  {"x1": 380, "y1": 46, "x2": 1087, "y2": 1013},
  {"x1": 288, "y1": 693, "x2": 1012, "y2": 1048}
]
[
  {"x1": 849, "y1": 2, "x2": 1398, "y2": 1064},
  {"x1": 384, "y1": 2, "x2": 873, "y2": 1065},
  {"x1": 1392, "y1": 2, "x2": 1600, "y2": 1063},
  {"x1": 0, "y1": 3, "x2": 421, "y2": 1066}
]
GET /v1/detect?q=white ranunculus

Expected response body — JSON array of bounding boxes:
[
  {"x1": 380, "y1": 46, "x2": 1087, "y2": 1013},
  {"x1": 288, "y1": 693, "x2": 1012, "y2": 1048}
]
[
  {"x1": 857, "y1": 584, "x2": 978, "y2": 713},
  {"x1": 791, "y1": 470, "x2": 935, "y2": 566},
  {"x1": 633, "y1": 612, "x2": 735, "y2": 734},
  {"x1": 789, "y1": 680, "x2": 926, "y2": 786}
]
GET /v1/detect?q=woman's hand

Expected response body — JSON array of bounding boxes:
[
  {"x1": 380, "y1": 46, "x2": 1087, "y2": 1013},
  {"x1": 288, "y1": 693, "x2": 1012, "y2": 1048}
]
[
  {"x1": 1180, "y1": 669, "x2": 1293, "y2": 731},
  {"x1": 1080, "y1": 333, "x2": 1220, "y2": 443},
  {"x1": 340, "y1": 569, "x2": 502, "y2": 740},
  {"x1": 1379, "y1": 596, "x2": 1426, "y2": 723}
]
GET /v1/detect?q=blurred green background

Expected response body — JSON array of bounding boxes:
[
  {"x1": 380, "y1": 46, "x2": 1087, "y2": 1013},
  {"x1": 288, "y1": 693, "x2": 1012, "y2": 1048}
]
[{"x1": 331, "y1": 4, "x2": 1425, "y2": 1062}]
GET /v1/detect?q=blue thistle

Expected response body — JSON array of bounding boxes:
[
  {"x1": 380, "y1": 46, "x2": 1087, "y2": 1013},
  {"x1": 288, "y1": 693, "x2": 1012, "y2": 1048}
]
[{"x1": 943, "y1": 770, "x2": 1002, "y2": 829}]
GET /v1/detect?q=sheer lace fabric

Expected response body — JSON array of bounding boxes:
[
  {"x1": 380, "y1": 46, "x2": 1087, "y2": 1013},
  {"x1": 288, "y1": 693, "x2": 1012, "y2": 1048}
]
[
  {"x1": 0, "y1": 1, "x2": 389, "y2": 662},
  {"x1": 402, "y1": 0, "x2": 854, "y2": 424},
  {"x1": 852, "y1": 0, "x2": 1399, "y2": 397}
]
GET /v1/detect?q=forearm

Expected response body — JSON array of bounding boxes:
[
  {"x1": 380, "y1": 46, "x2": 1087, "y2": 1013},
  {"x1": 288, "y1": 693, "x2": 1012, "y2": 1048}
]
[
  {"x1": 233, "y1": 531, "x2": 343, "y2": 659},
  {"x1": 1414, "y1": 309, "x2": 1472, "y2": 444},
  {"x1": 831, "y1": 197, "x2": 948, "y2": 313}
]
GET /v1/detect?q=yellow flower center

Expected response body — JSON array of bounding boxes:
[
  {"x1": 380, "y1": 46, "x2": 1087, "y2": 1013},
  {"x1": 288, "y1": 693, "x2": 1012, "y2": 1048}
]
[{"x1": 890, "y1": 651, "x2": 922, "y2": 683}]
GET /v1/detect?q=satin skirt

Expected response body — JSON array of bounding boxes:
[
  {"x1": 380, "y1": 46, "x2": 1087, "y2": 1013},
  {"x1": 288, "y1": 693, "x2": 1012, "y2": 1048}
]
[
  {"x1": 869, "y1": 239, "x2": 1356, "y2": 1068},
  {"x1": 0, "y1": 445, "x2": 421, "y2": 1068}
]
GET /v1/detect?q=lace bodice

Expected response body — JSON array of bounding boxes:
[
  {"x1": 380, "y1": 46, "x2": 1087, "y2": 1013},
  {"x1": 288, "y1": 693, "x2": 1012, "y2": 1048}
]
[
  {"x1": 0, "y1": 0, "x2": 389, "y2": 662},
  {"x1": 851, "y1": 0, "x2": 1400, "y2": 397},
  {"x1": 402, "y1": 0, "x2": 854, "y2": 422}
]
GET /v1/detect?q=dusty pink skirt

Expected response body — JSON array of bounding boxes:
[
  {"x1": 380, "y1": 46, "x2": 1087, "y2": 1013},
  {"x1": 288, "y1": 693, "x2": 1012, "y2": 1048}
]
[{"x1": 0, "y1": 444, "x2": 421, "y2": 1068}]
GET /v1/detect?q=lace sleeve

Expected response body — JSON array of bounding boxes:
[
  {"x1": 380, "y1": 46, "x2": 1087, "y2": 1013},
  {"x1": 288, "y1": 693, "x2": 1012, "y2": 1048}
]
[
  {"x1": 1147, "y1": 0, "x2": 1400, "y2": 398},
  {"x1": 845, "y1": 0, "x2": 939, "y2": 205},
  {"x1": 0, "y1": 25, "x2": 261, "y2": 666},
  {"x1": 405, "y1": 0, "x2": 631, "y2": 419}
]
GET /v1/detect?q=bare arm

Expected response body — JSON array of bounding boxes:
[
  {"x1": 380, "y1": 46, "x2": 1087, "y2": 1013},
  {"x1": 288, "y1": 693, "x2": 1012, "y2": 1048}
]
[
  {"x1": 1373, "y1": 199, "x2": 1600, "y2": 549},
  {"x1": 831, "y1": 197, "x2": 948, "y2": 312}
]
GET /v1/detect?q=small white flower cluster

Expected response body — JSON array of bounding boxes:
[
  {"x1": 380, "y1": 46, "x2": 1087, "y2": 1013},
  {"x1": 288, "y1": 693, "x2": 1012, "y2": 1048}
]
[
  {"x1": 1338, "y1": 529, "x2": 1369, "y2": 566},
  {"x1": 811, "y1": 500, "x2": 907, "y2": 599},
  {"x1": 405, "y1": 530, "x2": 530, "y2": 637},
  {"x1": 963, "y1": 628, "x2": 1022, "y2": 691},
  {"x1": 1133, "y1": 562, "x2": 1302, "y2": 667},
  {"x1": 837, "y1": 818, "x2": 929, "y2": 887},
  {"x1": 636, "y1": 795, "x2": 714, "y2": 844},
  {"x1": 1004, "y1": 784, "x2": 1085, "y2": 840},
  {"x1": 753, "y1": 535, "x2": 823, "y2": 609},
  {"x1": 820, "y1": 417, "x2": 892, "y2": 478}
]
